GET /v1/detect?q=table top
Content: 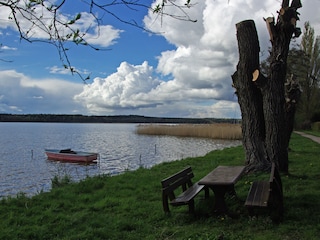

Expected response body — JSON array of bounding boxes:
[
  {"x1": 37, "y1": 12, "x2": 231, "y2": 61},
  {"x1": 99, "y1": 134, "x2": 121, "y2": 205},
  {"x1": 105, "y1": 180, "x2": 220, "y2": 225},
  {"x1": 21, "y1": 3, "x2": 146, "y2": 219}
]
[{"x1": 198, "y1": 165, "x2": 245, "y2": 186}]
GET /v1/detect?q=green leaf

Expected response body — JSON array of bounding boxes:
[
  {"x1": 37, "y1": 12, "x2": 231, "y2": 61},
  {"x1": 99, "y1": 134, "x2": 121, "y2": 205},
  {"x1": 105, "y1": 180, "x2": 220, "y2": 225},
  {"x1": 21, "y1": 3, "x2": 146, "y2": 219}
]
[
  {"x1": 153, "y1": 4, "x2": 161, "y2": 13},
  {"x1": 75, "y1": 13, "x2": 81, "y2": 20}
]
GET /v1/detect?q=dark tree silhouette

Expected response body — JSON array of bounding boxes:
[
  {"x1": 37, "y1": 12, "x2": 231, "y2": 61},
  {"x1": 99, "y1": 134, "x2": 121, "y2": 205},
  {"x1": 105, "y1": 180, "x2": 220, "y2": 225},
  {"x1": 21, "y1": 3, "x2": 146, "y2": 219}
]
[{"x1": 232, "y1": 0, "x2": 302, "y2": 172}]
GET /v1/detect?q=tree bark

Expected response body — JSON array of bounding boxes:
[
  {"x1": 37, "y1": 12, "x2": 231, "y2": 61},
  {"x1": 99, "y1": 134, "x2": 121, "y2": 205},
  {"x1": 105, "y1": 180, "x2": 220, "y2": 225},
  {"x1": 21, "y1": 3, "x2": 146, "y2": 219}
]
[
  {"x1": 232, "y1": 0, "x2": 302, "y2": 173},
  {"x1": 260, "y1": 3, "x2": 299, "y2": 172},
  {"x1": 232, "y1": 20, "x2": 269, "y2": 172},
  {"x1": 284, "y1": 74, "x2": 302, "y2": 149}
]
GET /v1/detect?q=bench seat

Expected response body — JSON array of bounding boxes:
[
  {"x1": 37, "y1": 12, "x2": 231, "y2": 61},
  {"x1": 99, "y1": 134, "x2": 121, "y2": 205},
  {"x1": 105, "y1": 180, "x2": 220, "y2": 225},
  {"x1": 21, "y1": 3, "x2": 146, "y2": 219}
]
[
  {"x1": 245, "y1": 163, "x2": 283, "y2": 221},
  {"x1": 161, "y1": 166, "x2": 208, "y2": 213},
  {"x1": 171, "y1": 182, "x2": 205, "y2": 206},
  {"x1": 245, "y1": 181, "x2": 270, "y2": 207}
]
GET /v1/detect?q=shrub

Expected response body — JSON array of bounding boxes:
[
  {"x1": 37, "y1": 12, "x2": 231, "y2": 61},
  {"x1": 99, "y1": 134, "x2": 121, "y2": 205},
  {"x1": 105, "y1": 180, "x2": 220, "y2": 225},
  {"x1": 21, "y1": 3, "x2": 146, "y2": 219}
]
[
  {"x1": 311, "y1": 122, "x2": 320, "y2": 131},
  {"x1": 51, "y1": 175, "x2": 72, "y2": 188}
]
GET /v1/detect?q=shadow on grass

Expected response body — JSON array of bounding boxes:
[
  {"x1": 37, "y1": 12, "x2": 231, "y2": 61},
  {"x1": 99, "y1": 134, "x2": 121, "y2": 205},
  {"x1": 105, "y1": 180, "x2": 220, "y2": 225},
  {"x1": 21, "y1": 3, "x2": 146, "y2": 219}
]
[{"x1": 284, "y1": 194, "x2": 320, "y2": 223}]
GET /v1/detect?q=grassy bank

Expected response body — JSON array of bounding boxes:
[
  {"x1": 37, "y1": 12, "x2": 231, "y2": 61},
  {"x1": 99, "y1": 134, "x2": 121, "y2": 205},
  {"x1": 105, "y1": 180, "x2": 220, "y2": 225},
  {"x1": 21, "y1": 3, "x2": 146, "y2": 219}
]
[
  {"x1": 136, "y1": 123, "x2": 242, "y2": 140},
  {"x1": 303, "y1": 130, "x2": 320, "y2": 137},
  {"x1": 0, "y1": 133, "x2": 319, "y2": 239}
]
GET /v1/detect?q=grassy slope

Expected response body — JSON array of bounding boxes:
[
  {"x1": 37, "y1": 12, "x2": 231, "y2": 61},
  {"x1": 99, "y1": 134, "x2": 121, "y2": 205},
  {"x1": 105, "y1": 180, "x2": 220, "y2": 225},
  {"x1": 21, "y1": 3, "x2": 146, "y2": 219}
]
[
  {"x1": 303, "y1": 130, "x2": 320, "y2": 137},
  {"x1": 0, "y1": 133, "x2": 319, "y2": 240}
]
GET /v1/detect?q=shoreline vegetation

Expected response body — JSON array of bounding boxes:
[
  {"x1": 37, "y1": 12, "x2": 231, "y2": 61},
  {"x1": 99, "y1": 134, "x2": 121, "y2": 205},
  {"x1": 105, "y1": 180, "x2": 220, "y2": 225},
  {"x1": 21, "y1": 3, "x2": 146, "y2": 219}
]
[
  {"x1": 0, "y1": 113, "x2": 239, "y2": 124},
  {"x1": 136, "y1": 123, "x2": 242, "y2": 140},
  {"x1": 0, "y1": 133, "x2": 319, "y2": 239}
]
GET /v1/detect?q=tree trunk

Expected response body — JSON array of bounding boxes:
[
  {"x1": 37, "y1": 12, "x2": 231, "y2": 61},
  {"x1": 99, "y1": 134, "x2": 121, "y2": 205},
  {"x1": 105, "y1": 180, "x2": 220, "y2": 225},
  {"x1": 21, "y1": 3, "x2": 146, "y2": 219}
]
[
  {"x1": 284, "y1": 74, "x2": 302, "y2": 150},
  {"x1": 232, "y1": 20, "x2": 269, "y2": 172},
  {"x1": 232, "y1": 0, "x2": 301, "y2": 173}
]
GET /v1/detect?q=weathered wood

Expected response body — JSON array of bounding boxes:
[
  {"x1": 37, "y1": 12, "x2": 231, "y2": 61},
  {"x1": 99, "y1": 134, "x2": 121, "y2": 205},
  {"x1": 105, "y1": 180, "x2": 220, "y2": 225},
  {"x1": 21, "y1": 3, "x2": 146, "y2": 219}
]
[
  {"x1": 198, "y1": 166, "x2": 245, "y2": 186},
  {"x1": 245, "y1": 163, "x2": 283, "y2": 221},
  {"x1": 264, "y1": 17, "x2": 275, "y2": 43},
  {"x1": 245, "y1": 181, "x2": 270, "y2": 207},
  {"x1": 198, "y1": 166, "x2": 245, "y2": 213},
  {"x1": 161, "y1": 167, "x2": 208, "y2": 214}
]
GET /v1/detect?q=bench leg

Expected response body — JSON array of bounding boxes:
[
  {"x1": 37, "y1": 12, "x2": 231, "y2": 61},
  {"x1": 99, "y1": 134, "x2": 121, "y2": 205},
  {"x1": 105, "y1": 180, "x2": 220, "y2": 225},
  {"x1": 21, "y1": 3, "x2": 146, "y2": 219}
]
[
  {"x1": 269, "y1": 197, "x2": 284, "y2": 222},
  {"x1": 162, "y1": 194, "x2": 170, "y2": 213},
  {"x1": 188, "y1": 200, "x2": 195, "y2": 214},
  {"x1": 247, "y1": 207, "x2": 255, "y2": 217},
  {"x1": 204, "y1": 186, "x2": 209, "y2": 199}
]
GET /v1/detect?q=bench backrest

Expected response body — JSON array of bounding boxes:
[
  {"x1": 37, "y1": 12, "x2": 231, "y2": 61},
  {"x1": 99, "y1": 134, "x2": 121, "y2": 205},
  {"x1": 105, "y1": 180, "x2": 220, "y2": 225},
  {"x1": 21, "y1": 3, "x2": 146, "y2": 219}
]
[
  {"x1": 269, "y1": 162, "x2": 283, "y2": 203},
  {"x1": 161, "y1": 166, "x2": 194, "y2": 201}
]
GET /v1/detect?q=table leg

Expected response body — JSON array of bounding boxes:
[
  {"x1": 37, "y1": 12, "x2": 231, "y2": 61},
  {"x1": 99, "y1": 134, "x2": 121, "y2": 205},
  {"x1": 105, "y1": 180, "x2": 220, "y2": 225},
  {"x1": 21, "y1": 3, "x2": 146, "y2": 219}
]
[{"x1": 211, "y1": 186, "x2": 229, "y2": 214}]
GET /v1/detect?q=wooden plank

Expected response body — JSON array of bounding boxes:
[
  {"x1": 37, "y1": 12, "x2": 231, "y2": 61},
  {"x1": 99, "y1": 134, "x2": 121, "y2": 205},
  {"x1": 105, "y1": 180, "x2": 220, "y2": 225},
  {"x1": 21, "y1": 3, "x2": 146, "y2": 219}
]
[
  {"x1": 162, "y1": 175, "x2": 192, "y2": 195},
  {"x1": 245, "y1": 181, "x2": 270, "y2": 207},
  {"x1": 161, "y1": 166, "x2": 193, "y2": 187},
  {"x1": 171, "y1": 183, "x2": 204, "y2": 205},
  {"x1": 199, "y1": 166, "x2": 245, "y2": 186}
]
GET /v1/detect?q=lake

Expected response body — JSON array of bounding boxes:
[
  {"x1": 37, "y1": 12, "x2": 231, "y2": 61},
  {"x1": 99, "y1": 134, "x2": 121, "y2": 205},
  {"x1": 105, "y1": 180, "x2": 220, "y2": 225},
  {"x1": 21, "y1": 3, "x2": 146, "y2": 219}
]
[{"x1": 0, "y1": 122, "x2": 241, "y2": 198}]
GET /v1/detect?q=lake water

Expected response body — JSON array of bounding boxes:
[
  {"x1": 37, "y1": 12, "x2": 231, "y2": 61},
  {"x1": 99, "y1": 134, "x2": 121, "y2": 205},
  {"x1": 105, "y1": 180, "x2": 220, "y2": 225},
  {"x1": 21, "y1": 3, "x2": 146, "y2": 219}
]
[{"x1": 0, "y1": 122, "x2": 241, "y2": 198}]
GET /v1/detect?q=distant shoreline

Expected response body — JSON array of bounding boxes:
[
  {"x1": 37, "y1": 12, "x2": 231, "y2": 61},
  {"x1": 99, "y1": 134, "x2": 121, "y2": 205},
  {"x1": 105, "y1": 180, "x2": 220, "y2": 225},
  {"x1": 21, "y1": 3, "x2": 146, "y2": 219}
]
[{"x1": 0, "y1": 114, "x2": 240, "y2": 124}]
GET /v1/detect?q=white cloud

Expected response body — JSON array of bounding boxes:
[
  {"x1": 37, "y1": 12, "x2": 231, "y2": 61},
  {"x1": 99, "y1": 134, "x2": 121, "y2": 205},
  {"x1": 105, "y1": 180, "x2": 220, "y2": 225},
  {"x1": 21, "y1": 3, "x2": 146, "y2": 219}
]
[
  {"x1": 47, "y1": 66, "x2": 72, "y2": 75},
  {"x1": 0, "y1": 45, "x2": 17, "y2": 51},
  {"x1": 74, "y1": 60, "x2": 240, "y2": 118},
  {"x1": 47, "y1": 66, "x2": 90, "y2": 75},
  {"x1": 74, "y1": 61, "x2": 163, "y2": 112},
  {"x1": 0, "y1": 4, "x2": 122, "y2": 48},
  {"x1": 0, "y1": 70, "x2": 85, "y2": 114},
  {"x1": 77, "y1": 0, "x2": 305, "y2": 118},
  {"x1": 83, "y1": 25, "x2": 123, "y2": 47}
]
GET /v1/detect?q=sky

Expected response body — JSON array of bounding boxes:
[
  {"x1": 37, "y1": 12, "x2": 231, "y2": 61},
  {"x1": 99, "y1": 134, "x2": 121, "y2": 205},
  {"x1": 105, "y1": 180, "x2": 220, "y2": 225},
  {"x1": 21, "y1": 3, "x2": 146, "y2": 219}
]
[{"x1": 0, "y1": 0, "x2": 320, "y2": 119}]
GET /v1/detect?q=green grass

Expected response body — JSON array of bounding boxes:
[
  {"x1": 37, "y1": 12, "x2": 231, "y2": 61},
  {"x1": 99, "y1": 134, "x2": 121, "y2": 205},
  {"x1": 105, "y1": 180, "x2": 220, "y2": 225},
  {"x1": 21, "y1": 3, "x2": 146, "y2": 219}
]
[
  {"x1": 303, "y1": 130, "x2": 320, "y2": 137},
  {"x1": 0, "y1": 133, "x2": 320, "y2": 239}
]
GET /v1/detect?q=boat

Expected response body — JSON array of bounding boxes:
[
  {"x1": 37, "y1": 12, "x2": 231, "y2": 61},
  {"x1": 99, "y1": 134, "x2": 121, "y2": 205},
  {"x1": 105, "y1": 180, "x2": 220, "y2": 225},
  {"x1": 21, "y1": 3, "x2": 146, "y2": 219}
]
[{"x1": 45, "y1": 149, "x2": 98, "y2": 163}]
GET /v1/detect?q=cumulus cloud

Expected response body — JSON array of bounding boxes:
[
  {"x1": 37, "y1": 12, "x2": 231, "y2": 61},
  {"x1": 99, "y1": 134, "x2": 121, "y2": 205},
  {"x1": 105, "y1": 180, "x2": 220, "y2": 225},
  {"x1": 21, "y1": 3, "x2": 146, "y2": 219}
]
[
  {"x1": 76, "y1": 0, "x2": 284, "y2": 118},
  {"x1": 0, "y1": 70, "x2": 85, "y2": 114},
  {"x1": 144, "y1": 0, "x2": 281, "y2": 100},
  {"x1": 74, "y1": 61, "x2": 162, "y2": 112},
  {"x1": 74, "y1": 60, "x2": 239, "y2": 118}
]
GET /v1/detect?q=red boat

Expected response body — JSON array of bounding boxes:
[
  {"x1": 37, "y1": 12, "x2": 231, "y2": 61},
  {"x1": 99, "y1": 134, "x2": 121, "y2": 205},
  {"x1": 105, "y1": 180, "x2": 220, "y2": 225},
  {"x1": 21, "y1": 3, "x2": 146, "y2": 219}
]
[{"x1": 45, "y1": 149, "x2": 98, "y2": 163}]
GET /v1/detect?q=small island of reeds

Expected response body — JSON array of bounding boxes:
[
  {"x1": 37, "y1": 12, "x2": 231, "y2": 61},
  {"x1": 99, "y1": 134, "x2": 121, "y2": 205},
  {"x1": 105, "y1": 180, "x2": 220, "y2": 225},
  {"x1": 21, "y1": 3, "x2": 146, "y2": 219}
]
[{"x1": 136, "y1": 123, "x2": 242, "y2": 140}]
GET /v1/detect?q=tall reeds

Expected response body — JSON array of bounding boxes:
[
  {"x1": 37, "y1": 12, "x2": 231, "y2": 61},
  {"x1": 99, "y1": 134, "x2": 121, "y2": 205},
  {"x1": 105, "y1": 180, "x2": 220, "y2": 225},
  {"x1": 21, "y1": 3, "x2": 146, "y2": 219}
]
[{"x1": 136, "y1": 123, "x2": 242, "y2": 140}]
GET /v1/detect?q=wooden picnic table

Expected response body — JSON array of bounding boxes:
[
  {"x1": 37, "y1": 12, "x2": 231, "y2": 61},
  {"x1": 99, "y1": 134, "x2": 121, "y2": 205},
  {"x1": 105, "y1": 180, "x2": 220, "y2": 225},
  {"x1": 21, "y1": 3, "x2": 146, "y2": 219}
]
[{"x1": 198, "y1": 165, "x2": 245, "y2": 214}]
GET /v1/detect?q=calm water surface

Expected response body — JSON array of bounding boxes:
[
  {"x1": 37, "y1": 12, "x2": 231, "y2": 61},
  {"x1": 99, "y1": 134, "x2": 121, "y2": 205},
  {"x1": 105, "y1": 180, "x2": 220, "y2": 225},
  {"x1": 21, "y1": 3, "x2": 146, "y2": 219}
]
[{"x1": 0, "y1": 122, "x2": 241, "y2": 198}]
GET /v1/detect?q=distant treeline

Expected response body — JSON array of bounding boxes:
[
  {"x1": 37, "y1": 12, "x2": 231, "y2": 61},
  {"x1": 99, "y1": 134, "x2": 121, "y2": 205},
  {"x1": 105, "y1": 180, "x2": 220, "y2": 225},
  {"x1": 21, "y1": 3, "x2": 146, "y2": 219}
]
[{"x1": 0, "y1": 114, "x2": 240, "y2": 124}]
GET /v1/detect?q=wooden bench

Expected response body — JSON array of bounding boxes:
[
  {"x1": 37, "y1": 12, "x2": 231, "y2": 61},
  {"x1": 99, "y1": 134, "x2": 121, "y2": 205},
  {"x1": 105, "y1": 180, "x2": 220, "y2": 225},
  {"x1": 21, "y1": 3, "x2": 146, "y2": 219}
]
[
  {"x1": 245, "y1": 162, "x2": 283, "y2": 221},
  {"x1": 161, "y1": 166, "x2": 208, "y2": 214}
]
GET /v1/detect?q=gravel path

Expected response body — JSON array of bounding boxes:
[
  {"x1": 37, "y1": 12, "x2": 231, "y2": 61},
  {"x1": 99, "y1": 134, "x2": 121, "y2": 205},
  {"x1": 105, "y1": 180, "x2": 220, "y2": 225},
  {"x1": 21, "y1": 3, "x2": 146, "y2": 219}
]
[{"x1": 294, "y1": 131, "x2": 320, "y2": 144}]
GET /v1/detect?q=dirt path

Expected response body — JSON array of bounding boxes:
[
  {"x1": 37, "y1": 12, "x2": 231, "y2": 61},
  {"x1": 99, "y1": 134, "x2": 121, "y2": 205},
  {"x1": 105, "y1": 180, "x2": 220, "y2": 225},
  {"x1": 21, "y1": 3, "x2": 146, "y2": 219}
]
[{"x1": 294, "y1": 131, "x2": 320, "y2": 144}]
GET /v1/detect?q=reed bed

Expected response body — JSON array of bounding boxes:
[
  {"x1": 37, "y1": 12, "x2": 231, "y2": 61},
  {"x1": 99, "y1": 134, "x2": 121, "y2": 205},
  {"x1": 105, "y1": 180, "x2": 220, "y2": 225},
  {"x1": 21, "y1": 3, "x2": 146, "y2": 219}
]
[{"x1": 136, "y1": 123, "x2": 242, "y2": 140}]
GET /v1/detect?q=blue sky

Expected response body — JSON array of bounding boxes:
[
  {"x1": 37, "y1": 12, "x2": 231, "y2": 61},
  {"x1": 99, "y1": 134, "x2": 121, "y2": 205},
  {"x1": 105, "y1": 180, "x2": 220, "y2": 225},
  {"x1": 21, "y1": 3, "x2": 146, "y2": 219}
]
[{"x1": 0, "y1": 0, "x2": 320, "y2": 118}]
